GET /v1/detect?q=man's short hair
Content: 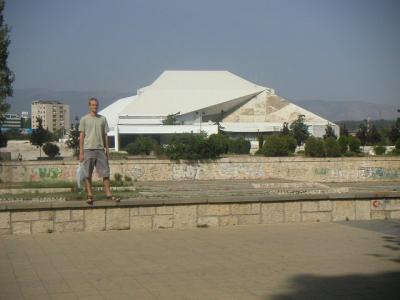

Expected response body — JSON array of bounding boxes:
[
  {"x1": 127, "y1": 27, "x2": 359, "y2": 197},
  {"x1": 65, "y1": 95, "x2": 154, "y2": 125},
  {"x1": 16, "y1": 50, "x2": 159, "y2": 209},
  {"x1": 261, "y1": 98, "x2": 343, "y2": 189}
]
[{"x1": 88, "y1": 97, "x2": 99, "y2": 105}]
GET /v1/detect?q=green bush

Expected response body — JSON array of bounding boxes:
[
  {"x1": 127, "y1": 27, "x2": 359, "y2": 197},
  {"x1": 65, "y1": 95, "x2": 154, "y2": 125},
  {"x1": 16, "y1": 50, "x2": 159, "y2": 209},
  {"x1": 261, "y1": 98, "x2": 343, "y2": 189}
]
[
  {"x1": 324, "y1": 137, "x2": 341, "y2": 157},
  {"x1": 208, "y1": 134, "x2": 229, "y2": 155},
  {"x1": 387, "y1": 138, "x2": 400, "y2": 155},
  {"x1": 126, "y1": 136, "x2": 159, "y2": 155},
  {"x1": 373, "y1": 145, "x2": 386, "y2": 155},
  {"x1": 296, "y1": 150, "x2": 305, "y2": 156},
  {"x1": 261, "y1": 135, "x2": 297, "y2": 156},
  {"x1": 396, "y1": 138, "x2": 400, "y2": 150},
  {"x1": 228, "y1": 137, "x2": 251, "y2": 154},
  {"x1": 304, "y1": 137, "x2": 325, "y2": 157},
  {"x1": 338, "y1": 136, "x2": 348, "y2": 154},
  {"x1": 343, "y1": 151, "x2": 356, "y2": 157},
  {"x1": 164, "y1": 133, "x2": 213, "y2": 160},
  {"x1": 113, "y1": 173, "x2": 123, "y2": 186},
  {"x1": 42, "y1": 142, "x2": 60, "y2": 158},
  {"x1": 388, "y1": 149, "x2": 400, "y2": 156},
  {"x1": 0, "y1": 130, "x2": 8, "y2": 148},
  {"x1": 348, "y1": 136, "x2": 361, "y2": 153}
]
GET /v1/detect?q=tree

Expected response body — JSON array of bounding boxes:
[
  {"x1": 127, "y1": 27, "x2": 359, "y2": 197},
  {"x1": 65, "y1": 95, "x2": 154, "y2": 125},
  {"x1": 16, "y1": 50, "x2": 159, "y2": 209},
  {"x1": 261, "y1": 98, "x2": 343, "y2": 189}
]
[
  {"x1": 348, "y1": 136, "x2": 361, "y2": 153},
  {"x1": 388, "y1": 126, "x2": 400, "y2": 145},
  {"x1": 162, "y1": 112, "x2": 180, "y2": 125},
  {"x1": 356, "y1": 120, "x2": 368, "y2": 146},
  {"x1": 290, "y1": 115, "x2": 309, "y2": 146},
  {"x1": 52, "y1": 128, "x2": 64, "y2": 140},
  {"x1": 338, "y1": 136, "x2": 348, "y2": 154},
  {"x1": 367, "y1": 123, "x2": 382, "y2": 145},
  {"x1": 66, "y1": 123, "x2": 80, "y2": 157},
  {"x1": 0, "y1": 0, "x2": 14, "y2": 123},
  {"x1": 0, "y1": 128, "x2": 6, "y2": 148},
  {"x1": 43, "y1": 142, "x2": 60, "y2": 158},
  {"x1": 388, "y1": 118, "x2": 400, "y2": 145},
  {"x1": 340, "y1": 124, "x2": 349, "y2": 136},
  {"x1": 281, "y1": 122, "x2": 291, "y2": 136},
  {"x1": 323, "y1": 123, "x2": 337, "y2": 140},
  {"x1": 257, "y1": 131, "x2": 264, "y2": 149},
  {"x1": 22, "y1": 117, "x2": 31, "y2": 128},
  {"x1": 29, "y1": 117, "x2": 52, "y2": 157}
]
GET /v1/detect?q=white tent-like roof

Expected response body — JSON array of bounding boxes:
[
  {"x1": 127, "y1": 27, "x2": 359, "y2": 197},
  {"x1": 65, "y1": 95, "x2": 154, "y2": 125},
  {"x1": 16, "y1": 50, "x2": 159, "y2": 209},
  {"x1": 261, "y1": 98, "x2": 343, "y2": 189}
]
[
  {"x1": 98, "y1": 95, "x2": 137, "y2": 135},
  {"x1": 120, "y1": 71, "x2": 268, "y2": 117},
  {"x1": 99, "y1": 71, "x2": 339, "y2": 150}
]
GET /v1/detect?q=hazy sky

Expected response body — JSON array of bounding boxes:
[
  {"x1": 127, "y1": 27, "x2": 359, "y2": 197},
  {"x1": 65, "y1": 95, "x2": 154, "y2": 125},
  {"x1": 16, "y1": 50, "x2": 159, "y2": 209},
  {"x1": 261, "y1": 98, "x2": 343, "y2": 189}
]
[{"x1": 5, "y1": 0, "x2": 400, "y2": 104}]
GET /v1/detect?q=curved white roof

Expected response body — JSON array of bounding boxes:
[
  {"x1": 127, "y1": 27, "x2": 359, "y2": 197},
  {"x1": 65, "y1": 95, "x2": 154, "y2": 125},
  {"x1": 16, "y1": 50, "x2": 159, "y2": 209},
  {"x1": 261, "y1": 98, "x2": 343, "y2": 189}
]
[
  {"x1": 121, "y1": 71, "x2": 267, "y2": 117},
  {"x1": 99, "y1": 95, "x2": 137, "y2": 130}
]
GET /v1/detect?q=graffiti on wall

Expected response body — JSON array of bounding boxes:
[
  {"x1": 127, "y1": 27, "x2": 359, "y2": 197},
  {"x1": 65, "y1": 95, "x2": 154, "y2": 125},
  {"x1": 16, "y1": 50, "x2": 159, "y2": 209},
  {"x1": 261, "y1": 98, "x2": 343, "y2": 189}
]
[
  {"x1": 131, "y1": 166, "x2": 145, "y2": 179},
  {"x1": 358, "y1": 167, "x2": 400, "y2": 179},
  {"x1": 172, "y1": 164, "x2": 198, "y2": 180},
  {"x1": 314, "y1": 168, "x2": 344, "y2": 178},
  {"x1": 314, "y1": 167, "x2": 400, "y2": 179},
  {"x1": 314, "y1": 168, "x2": 329, "y2": 176},
  {"x1": 219, "y1": 163, "x2": 265, "y2": 179},
  {"x1": 33, "y1": 167, "x2": 62, "y2": 179}
]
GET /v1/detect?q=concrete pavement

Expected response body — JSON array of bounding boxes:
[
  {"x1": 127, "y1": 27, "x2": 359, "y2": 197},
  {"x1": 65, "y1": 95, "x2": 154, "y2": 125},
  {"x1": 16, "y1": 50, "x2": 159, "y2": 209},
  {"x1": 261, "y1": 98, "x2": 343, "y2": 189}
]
[{"x1": 1, "y1": 220, "x2": 399, "y2": 299}]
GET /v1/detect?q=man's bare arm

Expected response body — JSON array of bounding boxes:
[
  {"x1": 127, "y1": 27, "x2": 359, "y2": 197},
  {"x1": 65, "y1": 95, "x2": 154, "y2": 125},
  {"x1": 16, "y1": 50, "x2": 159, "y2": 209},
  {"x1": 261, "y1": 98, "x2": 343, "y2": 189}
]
[
  {"x1": 103, "y1": 132, "x2": 109, "y2": 159},
  {"x1": 79, "y1": 132, "x2": 85, "y2": 162}
]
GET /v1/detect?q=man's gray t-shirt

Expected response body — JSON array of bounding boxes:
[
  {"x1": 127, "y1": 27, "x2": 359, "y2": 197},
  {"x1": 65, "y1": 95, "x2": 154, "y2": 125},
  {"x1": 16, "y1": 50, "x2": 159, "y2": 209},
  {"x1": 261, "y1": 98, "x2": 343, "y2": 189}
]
[{"x1": 79, "y1": 114, "x2": 109, "y2": 150}]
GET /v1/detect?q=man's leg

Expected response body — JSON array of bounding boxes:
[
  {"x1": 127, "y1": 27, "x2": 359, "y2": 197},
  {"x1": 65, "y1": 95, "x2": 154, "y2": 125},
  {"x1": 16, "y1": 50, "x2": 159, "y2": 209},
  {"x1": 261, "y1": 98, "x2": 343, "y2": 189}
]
[
  {"x1": 82, "y1": 150, "x2": 95, "y2": 204},
  {"x1": 96, "y1": 150, "x2": 120, "y2": 202},
  {"x1": 103, "y1": 177, "x2": 112, "y2": 197},
  {"x1": 85, "y1": 177, "x2": 93, "y2": 198}
]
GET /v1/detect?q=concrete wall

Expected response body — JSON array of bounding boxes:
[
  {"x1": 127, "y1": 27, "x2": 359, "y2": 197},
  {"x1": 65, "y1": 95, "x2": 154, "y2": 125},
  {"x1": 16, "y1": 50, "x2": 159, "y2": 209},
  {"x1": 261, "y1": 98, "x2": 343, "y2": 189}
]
[
  {"x1": 1, "y1": 198, "x2": 399, "y2": 235},
  {"x1": 1, "y1": 157, "x2": 399, "y2": 183}
]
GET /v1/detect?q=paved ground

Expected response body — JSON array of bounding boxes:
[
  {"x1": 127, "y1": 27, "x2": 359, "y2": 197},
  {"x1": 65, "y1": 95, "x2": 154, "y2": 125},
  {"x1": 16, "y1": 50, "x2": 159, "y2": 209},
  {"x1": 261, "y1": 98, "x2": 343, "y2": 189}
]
[
  {"x1": 134, "y1": 179, "x2": 400, "y2": 200},
  {"x1": 1, "y1": 220, "x2": 399, "y2": 300}
]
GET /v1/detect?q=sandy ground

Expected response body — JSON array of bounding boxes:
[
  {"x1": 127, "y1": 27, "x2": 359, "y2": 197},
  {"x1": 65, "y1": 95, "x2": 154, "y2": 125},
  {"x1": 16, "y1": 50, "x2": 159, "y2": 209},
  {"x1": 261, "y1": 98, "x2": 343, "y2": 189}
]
[{"x1": 0, "y1": 140, "x2": 74, "y2": 160}]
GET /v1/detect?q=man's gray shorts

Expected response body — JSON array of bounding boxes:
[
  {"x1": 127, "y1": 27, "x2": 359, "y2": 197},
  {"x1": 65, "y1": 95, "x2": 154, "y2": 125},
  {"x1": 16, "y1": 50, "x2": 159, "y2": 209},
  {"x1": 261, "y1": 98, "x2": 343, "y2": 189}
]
[{"x1": 83, "y1": 149, "x2": 110, "y2": 178}]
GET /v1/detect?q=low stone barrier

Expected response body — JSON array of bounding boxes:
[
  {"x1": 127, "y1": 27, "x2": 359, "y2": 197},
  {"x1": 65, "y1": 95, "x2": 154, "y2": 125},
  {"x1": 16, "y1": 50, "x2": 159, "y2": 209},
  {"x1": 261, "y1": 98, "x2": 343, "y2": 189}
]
[
  {"x1": 1, "y1": 194, "x2": 399, "y2": 235},
  {"x1": 1, "y1": 156, "x2": 400, "y2": 183}
]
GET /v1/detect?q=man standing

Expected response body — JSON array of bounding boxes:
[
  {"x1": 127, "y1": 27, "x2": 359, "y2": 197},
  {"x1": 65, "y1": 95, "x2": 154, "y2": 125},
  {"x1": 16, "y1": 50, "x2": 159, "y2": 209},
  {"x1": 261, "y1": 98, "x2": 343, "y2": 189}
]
[{"x1": 79, "y1": 97, "x2": 120, "y2": 205}]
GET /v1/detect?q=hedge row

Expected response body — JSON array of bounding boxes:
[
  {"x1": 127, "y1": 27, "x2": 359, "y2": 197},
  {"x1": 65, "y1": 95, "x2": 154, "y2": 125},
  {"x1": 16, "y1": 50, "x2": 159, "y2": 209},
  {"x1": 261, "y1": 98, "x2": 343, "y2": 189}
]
[
  {"x1": 305, "y1": 136, "x2": 363, "y2": 157},
  {"x1": 124, "y1": 134, "x2": 400, "y2": 160},
  {"x1": 125, "y1": 134, "x2": 251, "y2": 160}
]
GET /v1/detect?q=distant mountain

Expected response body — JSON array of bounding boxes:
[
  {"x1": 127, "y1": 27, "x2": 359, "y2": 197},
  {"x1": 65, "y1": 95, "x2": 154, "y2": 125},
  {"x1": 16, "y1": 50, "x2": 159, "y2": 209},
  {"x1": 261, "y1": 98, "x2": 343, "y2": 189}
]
[
  {"x1": 6, "y1": 88, "x2": 133, "y2": 121},
  {"x1": 290, "y1": 99, "x2": 398, "y2": 122},
  {"x1": 6, "y1": 89, "x2": 399, "y2": 123}
]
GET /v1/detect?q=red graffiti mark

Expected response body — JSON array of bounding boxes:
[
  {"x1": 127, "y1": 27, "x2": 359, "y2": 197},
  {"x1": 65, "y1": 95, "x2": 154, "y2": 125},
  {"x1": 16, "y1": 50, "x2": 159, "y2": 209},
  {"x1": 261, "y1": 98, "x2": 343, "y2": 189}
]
[{"x1": 372, "y1": 200, "x2": 381, "y2": 208}]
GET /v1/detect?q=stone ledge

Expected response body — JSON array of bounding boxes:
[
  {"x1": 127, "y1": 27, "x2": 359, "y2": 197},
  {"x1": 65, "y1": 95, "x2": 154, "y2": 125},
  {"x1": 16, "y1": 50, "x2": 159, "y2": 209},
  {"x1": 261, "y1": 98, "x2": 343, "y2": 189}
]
[
  {"x1": 1, "y1": 192, "x2": 400, "y2": 212},
  {"x1": 1, "y1": 198, "x2": 399, "y2": 235}
]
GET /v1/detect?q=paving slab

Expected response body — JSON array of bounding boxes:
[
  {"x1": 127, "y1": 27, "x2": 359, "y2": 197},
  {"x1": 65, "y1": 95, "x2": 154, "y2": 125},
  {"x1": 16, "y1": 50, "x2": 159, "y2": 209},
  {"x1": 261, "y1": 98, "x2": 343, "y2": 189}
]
[{"x1": 1, "y1": 220, "x2": 399, "y2": 299}]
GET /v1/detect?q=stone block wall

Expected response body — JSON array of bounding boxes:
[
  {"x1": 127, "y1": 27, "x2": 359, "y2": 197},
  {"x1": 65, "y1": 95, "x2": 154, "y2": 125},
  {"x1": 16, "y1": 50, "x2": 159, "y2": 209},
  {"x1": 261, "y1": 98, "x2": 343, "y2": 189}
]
[
  {"x1": 1, "y1": 198, "x2": 399, "y2": 235},
  {"x1": 1, "y1": 157, "x2": 399, "y2": 183}
]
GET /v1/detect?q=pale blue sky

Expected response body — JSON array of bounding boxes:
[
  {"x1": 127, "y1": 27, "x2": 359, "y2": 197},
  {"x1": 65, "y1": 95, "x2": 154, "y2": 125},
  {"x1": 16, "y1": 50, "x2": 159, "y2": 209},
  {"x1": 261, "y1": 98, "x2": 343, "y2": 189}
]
[{"x1": 5, "y1": 0, "x2": 400, "y2": 104}]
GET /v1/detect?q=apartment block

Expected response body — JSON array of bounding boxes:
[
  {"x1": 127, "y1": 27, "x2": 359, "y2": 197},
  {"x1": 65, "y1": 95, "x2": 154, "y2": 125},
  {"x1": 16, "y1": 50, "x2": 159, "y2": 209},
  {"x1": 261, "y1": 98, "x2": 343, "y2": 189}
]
[{"x1": 31, "y1": 100, "x2": 70, "y2": 132}]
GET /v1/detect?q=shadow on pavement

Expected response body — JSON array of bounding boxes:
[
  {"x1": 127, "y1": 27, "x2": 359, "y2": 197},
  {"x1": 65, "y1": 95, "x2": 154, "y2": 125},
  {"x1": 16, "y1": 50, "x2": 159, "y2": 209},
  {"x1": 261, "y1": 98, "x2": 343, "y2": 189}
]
[
  {"x1": 382, "y1": 235, "x2": 400, "y2": 263},
  {"x1": 337, "y1": 220, "x2": 400, "y2": 264},
  {"x1": 269, "y1": 220, "x2": 400, "y2": 299},
  {"x1": 269, "y1": 271, "x2": 400, "y2": 300}
]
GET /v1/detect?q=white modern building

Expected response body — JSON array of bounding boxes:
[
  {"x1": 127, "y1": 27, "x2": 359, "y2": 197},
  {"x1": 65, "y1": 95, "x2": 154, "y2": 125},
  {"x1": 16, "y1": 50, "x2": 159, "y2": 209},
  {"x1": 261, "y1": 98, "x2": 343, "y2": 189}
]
[{"x1": 100, "y1": 71, "x2": 339, "y2": 151}]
